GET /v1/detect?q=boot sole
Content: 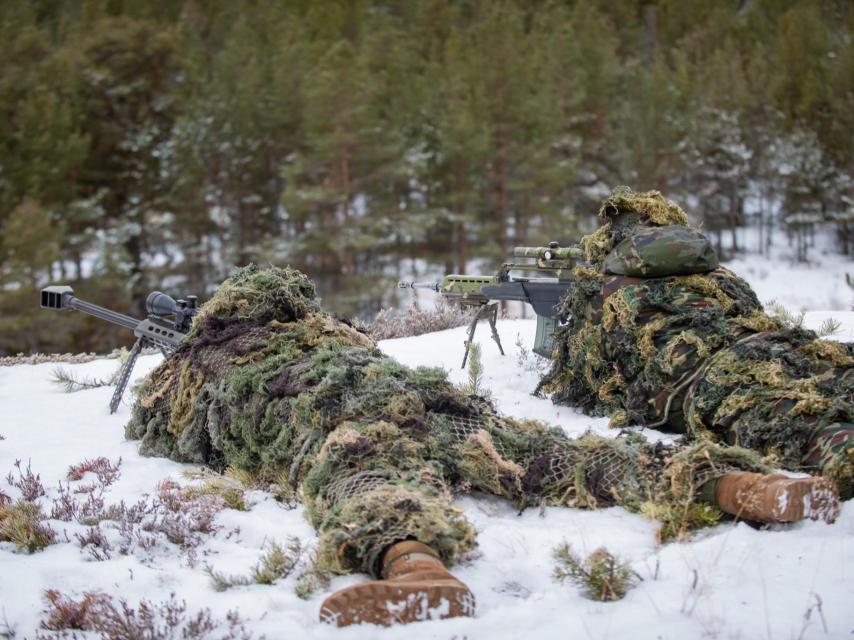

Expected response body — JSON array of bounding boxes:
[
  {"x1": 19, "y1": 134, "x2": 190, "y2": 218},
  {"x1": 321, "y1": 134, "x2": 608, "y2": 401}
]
[
  {"x1": 319, "y1": 579, "x2": 476, "y2": 627},
  {"x1": 768, "y1": 476, "x2": 840, "y2": 523}
]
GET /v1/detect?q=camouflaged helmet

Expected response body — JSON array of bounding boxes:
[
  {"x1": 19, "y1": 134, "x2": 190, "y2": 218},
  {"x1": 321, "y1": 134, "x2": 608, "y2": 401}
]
[{"x1": 602, "y1": 225, "x2": 719, "y2": 277}]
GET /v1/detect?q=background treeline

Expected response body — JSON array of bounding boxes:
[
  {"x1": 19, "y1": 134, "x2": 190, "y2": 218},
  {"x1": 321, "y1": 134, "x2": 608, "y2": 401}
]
[{"x1": 2, "y1": 0, "x2": 853, "y2": 354}]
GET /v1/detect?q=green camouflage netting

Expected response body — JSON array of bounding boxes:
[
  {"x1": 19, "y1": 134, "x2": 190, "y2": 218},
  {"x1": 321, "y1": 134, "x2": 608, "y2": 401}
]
[
  {"x1": 126, "y1": 264, "x2": 790, "y2": 576},
  {"x1": 539, "y1": 188, "x2": 854, "y2": 498}
]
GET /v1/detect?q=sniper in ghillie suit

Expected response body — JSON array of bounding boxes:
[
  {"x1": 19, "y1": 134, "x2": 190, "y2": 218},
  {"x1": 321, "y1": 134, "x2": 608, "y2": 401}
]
[{"x1": 117, "y1": 191, "x2": 846, "y2": 625}]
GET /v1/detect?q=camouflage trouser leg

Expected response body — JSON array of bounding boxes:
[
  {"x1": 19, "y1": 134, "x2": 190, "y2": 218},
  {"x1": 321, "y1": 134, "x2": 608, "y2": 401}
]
[
  {"x1": 301, "y1": 410, "x2": 774, "y2": 576},
  {"x1": 301, "y1": 419, "x2": 478, "y2": 577},
  {"x1": 803, "y1": 422, "x2": 854, "y2": 499},
  {"x1": 682, "y1": 331, "x2": 854, "y2": 495}
]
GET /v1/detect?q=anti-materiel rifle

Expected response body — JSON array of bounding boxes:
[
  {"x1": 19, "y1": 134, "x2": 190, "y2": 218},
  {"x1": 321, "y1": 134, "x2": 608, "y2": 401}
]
[
  {"x1": 39, "y1": 286, "x2": 199, "y2": 413},
  {"x1": 399, "y1": 242, "x2": 583, "y2": 367}
]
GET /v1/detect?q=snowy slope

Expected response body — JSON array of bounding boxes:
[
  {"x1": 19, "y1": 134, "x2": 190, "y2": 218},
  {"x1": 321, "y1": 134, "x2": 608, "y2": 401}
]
[{"x1": 1, "y1": 318, "x2": 854, "y2": 637}]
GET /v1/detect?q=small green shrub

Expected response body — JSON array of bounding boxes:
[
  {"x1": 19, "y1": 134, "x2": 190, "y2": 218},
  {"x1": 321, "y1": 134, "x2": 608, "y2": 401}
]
[
  {"x1": 462, "y1": 342, "x2": 489, "y2": 398},
  {"x1": 553, "y1": 543, "x2": 638, "y2": 602}
]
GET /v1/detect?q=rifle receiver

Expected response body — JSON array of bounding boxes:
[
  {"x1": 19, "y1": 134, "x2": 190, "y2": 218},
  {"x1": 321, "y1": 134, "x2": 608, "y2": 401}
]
[{"x1": 39, "y1": 284, "x2": 200, "y2": 413}]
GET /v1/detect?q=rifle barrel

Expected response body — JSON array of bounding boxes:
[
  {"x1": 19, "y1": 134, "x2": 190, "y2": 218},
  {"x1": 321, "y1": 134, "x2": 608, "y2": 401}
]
[
  {"x1": 41, "y1": 286, "x2": 140, "y2": 330},
  {"x1": 67, "y1": 296, "x2": 140, "y2": 330},
  {"x1": 398, "y1": 281, "x2": 440, "y2": 292}
]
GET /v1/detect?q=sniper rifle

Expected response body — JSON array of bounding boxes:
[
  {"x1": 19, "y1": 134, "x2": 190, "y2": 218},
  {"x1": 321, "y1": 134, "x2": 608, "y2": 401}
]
[
  {"x1": 39, "y1": 286, "x2": 199, "y2": 413},
  {"x1": 399, "y1": 241, "x2": 582, "y2": 368}
]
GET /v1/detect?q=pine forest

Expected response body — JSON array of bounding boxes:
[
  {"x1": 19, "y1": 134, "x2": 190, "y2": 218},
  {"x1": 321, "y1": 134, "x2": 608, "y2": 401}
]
[{"x1": 1, "y1": 0, "x2": 852, "y2": 354}]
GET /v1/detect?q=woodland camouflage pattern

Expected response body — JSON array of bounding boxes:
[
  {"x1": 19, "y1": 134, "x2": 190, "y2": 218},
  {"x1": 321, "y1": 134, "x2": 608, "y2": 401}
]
[
  {"x1": 128, "y1": 264, "x2": 777, "y2": 583},
  {"x1": 539, "y1": 187, "x2": 854, "y2": 499}
]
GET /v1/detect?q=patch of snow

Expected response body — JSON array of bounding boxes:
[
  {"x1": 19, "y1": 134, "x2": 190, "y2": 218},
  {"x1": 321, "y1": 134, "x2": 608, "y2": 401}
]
[{"x1": 0, "y1": 312, "x2": 852, "y2": 637}]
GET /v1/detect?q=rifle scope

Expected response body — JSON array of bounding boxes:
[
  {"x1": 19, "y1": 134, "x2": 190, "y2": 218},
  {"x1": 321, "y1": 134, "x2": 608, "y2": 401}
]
[
  {"x1": 512, "y1": 242, "x2": 583, "y2": 261},
  {"x1": 146, "y1": 291, "x2": 198, "y2": 332},
  {"x1": 146, "y1": 291, "x2": 178, "y2": 316}
]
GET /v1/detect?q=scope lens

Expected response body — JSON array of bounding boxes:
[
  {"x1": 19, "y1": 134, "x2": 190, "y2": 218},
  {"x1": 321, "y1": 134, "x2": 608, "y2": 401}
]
[{"x1": 146, "y1": 291, "x2": 177, "y2": 316}]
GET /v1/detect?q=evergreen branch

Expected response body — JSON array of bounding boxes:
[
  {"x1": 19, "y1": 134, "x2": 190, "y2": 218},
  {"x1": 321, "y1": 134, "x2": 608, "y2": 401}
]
[{"x1": 50, "y1": 367, "x2": 115, "y2": 393}]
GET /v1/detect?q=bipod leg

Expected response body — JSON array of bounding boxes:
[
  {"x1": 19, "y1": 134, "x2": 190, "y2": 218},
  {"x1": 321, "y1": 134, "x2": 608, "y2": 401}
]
[
  {"x1": 109, "y1": 338, "x2": 144, "y2": 414},
  {"x1": 461, "y1": 307, "x2": 482, "y2": 369},
  {"x1": 462, "y1": 304, "x2": 498, "y2": 368},
  {"x1": 487, "y1": 303, "x2": 504, "y2": 356}
]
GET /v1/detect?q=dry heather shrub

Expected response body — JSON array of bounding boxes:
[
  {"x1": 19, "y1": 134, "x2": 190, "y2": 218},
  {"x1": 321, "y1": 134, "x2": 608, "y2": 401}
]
[
  {"x1": 368, "y1": 298, "x2": 473, "y2": 340},
  {"x1": 149, "y1": 480, "x2": 224, "y2": 547},
  {"x1": 553, "y1": 543, "x2": 638, "y2": 602},
  {"x1": 6, "y1": 459, "x2": 46, "y2": 501},
  {"x1": 67, "y1": 457, "x2": 122, "y2": 487},
  {"x1": 74, "y1": 524, "x2": 113, "y2": 561},
  {"x1": 0, "y1": 501, "x2": 56, "y2": 553},
  {"x1": 40, "y1": 590, "x2": 254, "y2": 639},
  {"x1": 41, "y1": 590, "x2": 112, "y2": 631}
]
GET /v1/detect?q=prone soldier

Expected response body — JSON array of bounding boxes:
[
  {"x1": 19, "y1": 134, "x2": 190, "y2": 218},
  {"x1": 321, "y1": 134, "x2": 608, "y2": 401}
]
[
  {"x1": 539, "y1": 187, "x2": 854, "y2": 500},
  {"x1": 122, "y1": 263, "x2": 839, "y2": 627}
]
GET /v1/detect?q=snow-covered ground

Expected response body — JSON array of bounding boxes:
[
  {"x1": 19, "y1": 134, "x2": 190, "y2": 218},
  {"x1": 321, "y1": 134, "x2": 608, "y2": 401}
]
[
  {"x1": 1, "y1": 269, "x2": 853, "y2": 638},
  {"x1": 723, "y1": 225, "x2": 853, "y2": 312}
]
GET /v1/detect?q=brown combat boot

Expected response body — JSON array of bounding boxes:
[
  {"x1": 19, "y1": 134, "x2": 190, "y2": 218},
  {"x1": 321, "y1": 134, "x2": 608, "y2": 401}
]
[
  {"x1": 713, "y1": 472, "x2": 840, "y2": 524},
  {"x1": 318, "y1": 540, "x2": 476, "y2": 627}
]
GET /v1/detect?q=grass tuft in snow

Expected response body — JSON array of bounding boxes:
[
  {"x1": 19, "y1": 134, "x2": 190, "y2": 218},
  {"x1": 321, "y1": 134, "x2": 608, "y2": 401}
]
[
  {"x1": 205, "y1": 538, "x2": 304, "y2": 591},
  {"x1": 817, "y1": 317, "x2": 841, "y2": 336},
  {"x1": 251, "y1": 538, "x2": 304, "y2": 584},
  {"x1": 640, "y1": 500, "x2": 723, "y2": 544},
  {"x1": 552, "y1": 543, "x2": 638, "y2": 602},
  {"x1": 0, "y1": 500, "x2": 56, "y2": 553},
  {"x1": 0, "y1": 614, "x2": 16, "y2": 640},
  {"x1": 294, "y1": 550, "x2": 333, "y2": 599},
  {"x1": 766, "y1": 300, "x2": 806, "y2": 329},
  {"x1": 182, "y1": 468, "x2": 247, "y2": 511},
  {"x1": 41, "y1": 590, "x2": 111, "y2": 632}
]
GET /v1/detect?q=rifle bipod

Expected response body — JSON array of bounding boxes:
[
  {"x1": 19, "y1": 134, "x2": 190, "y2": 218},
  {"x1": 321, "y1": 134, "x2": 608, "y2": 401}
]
[
  {"x1": 108, "y1": 338, "x2": 168, "y2": 414},
  {"x1": 461, "y1": 302, "x2": 504, "y2": 369}
]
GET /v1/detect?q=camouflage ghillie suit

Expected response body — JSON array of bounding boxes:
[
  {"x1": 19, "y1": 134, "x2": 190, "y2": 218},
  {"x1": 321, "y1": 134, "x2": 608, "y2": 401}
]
[
  {"x1": 539, "y1": 188, "x2": 854, "y2": 499},
  {"x1": 126, "y1": 265, "x2": 787, "y2": 579}
]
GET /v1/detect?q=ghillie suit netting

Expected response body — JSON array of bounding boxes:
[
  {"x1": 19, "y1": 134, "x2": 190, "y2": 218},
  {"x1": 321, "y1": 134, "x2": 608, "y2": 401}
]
[
  {"x1": 539, "y1": 188, "x2": 854, "y2": 498},
  {"x1": 127, "y1": 265, "x2": 788, "y2": 577}
]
